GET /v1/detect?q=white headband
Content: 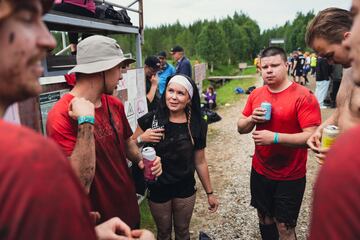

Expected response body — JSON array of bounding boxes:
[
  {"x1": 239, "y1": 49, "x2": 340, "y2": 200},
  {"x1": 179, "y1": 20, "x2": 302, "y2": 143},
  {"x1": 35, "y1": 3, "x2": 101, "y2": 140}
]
[{"x1": 168, "y1": 75, "x2": 193, "y2": 98}]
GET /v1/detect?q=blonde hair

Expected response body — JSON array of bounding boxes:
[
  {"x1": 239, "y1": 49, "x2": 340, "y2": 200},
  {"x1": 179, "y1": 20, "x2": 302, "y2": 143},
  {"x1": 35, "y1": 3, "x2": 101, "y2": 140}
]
[{"x1": 186, "y1": 103, "x2": 195, "y2": 146}]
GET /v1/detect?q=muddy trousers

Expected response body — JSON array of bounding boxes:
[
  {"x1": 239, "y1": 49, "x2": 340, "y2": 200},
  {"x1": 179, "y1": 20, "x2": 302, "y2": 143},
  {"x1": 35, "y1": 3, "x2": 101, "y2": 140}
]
[{"x1": 148, "y1": 194, "x2": 196, "y2": 240}]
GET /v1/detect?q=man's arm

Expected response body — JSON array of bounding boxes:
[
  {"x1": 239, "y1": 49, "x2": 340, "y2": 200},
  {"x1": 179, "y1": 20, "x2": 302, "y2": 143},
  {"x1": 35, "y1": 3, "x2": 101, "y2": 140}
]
[
  {"x1": 307, "y1": 68, "x2": 351, "y2": 164},
  {"x1": 68, "y1": 97, "x2": 96, "y2": 193},
  {"x1": 125, "y1": 137, "x2": 163, "y2": 177},
  {"x1": 146, "y1": 75, "x2": 158, "y2": 103},
  {"x1": 253, "y1": 126, "x2": 317, "y2": 147},
  {"x1": 69, "y1": 124, "x2": 95, "y2": 193},
  {"x1": 125, "y1": 137, "x2": 142, "y2": 165},
  {"x1": 185, "y1": 61, "x2": 192, "y2": 77},
  {"x1": 307, "y1": 110, "x2": 338, "y2": 150},
  {"x1": 237, "y1": 114, "x2": 256, "y2": 134},
  {"x1": 194, "y1": 149, "x2": 219, "y2": 213},
  {"x1": 237, "y1": 107, "x2": 266, "y2": 134},
  {"x1": 335, "y1": 68, "x2": 352, "y2": 108},
  {"x1": 292, "y1": 60, "x2": 298, "y2": 73},
  {"x1": 277, "y1": 126, "x2": 317, "y2": 147}
]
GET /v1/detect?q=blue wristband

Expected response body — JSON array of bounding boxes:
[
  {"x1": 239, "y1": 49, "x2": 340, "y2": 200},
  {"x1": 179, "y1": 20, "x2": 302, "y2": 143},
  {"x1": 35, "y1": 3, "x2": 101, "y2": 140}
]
[
  {"x1": 78, "y1": 116, "x2": 95, "y2": 125},
  {"x1": 273, "y1": 132, "x2": 279, "y2": 144}
]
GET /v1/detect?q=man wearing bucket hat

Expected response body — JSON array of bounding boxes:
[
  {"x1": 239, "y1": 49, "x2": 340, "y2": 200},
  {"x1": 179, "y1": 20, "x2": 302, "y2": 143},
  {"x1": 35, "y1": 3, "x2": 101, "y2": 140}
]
[
  {"x1": 47, "y1": 35, "x2": 163, "y2": 229},
  {"x1": 0, "y1": 0, "x2": 155, "y2": 239}
]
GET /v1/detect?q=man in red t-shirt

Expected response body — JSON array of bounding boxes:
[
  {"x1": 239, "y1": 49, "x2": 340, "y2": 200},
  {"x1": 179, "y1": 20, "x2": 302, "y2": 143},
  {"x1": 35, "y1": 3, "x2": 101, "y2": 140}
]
[
  {"x1": 46, "y1": 35, "x2": 162, "y2": 228},
  {"x1": 0, "y1": 0, "x2": 155, "y2": 239},
  {"x1": 237, "y1": 47, "x2": 321, "y2": 240}
]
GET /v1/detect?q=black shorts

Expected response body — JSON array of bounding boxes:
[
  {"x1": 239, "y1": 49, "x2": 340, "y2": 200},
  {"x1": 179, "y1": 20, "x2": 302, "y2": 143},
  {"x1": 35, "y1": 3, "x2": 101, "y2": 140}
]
[
  {"x1": 250, "y1": 168, "x2": 305, "y2": 228},
  {"x1": 295, "y1": 69, "x2": 304, "y2": 77},
  {"x1": 148, "y1": 178, "x2": 196, "y2": 203}
]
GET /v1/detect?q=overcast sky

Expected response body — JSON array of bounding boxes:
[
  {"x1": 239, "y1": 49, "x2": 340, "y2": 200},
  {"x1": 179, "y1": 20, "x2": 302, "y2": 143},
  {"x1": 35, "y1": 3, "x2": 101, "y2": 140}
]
[{"x1": 134, "y1": 0, "x2": 351, "y2": 31}]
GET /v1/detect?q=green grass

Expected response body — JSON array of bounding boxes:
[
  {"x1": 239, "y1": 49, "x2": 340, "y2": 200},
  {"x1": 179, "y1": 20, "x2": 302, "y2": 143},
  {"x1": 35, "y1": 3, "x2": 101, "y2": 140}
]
[
  {"x1": 201, "y1": 64, "x2": 257, "y2": 106},
  {"x1": 208, "y1": 64, "x2": 241, "y2": 77},
  {"x1": 139, "y1": 199, "x2": 157, "y2": 232},
  {"x1": 215, "y1": 78, "x2": 257, "y2": 105},
  {"x1": 242, "y1": 66, "x2": 257, "y2": 75}
]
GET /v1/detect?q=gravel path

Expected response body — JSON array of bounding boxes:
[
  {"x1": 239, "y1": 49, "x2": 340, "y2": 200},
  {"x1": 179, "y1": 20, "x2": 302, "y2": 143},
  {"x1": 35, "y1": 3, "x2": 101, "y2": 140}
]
[{"x1": 190, "y1": 77, "x2": 332, "y2": 240}]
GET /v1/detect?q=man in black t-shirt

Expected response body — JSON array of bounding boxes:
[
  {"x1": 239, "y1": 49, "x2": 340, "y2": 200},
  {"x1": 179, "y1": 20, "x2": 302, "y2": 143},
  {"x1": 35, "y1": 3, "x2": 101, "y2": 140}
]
[
  {"x1": 293, "y1": 50, "x2": 306, "y2": 84},
  {"x1": 144, "y1": 56, "x2": 161, "y2": 112}
]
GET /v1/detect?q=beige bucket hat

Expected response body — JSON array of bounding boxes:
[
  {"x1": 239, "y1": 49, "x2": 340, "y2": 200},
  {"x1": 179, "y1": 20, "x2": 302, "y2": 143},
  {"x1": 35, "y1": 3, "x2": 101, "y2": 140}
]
[{"x1": 69, "y1": 35, "x2": 135, "y2": 74}]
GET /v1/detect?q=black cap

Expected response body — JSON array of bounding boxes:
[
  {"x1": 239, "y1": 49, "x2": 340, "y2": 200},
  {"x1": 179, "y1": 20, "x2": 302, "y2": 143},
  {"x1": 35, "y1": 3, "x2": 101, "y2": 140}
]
[
  {"x1": 170, "y1": 45, "x2": 184, "y2": 54},
  {"x1": 158, "y1": 51, "x2": 167, "y2": 58},
  {"x1": 145, "y1": 56, "x2": 161, "y2": 70}
]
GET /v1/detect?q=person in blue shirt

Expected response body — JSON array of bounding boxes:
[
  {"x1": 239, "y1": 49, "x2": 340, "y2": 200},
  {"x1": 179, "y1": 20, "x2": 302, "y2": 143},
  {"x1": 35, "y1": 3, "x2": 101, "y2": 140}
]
[
  {"x1": 171, "y1": 45, "x2": 192, "y2": 78},
  {"x1": 157, "y1": 51, "x2": 175, "y2": 95}
]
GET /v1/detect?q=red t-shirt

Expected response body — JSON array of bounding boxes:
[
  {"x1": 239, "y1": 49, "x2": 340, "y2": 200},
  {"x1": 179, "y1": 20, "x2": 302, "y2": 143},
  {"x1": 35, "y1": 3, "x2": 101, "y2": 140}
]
[
  {"x1": 0, "y1": 120, "x2": 96, "y2": 240},
  {"x1": 309, "y1": 125, "x2": 360, "y2": 240},
  {"x1": 46, "y1": 94, "x2": 140, "y2": 228},
  {"x1": 243, "y1": 83, "x2": 321, "y2": 180}
]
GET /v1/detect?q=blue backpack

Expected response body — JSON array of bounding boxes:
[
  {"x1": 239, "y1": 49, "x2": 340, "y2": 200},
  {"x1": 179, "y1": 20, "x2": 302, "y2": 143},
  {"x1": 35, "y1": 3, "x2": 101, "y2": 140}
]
[{"x1": 234, "y1": 87, "x2": 245, "y2": 94}]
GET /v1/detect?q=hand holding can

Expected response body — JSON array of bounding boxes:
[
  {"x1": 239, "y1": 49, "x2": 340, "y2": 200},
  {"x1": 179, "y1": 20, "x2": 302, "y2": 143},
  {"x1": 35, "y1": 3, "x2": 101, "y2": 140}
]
[
  {"x1": 142, "y1": 147, "x2": 157, "y2": 182},
  {"x1": 261, "y1": 102, "x2": 272, "y2": 120}
]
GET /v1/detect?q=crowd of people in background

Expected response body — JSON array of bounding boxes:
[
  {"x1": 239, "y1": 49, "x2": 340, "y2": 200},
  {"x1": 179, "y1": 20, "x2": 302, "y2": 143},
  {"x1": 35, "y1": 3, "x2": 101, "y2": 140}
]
[
  {"x1": 286, "y1": 48, "x2": 344, "y2": 109},
  {"x1": 1, "y1": 0, "x2": 360, "y2": 240}
]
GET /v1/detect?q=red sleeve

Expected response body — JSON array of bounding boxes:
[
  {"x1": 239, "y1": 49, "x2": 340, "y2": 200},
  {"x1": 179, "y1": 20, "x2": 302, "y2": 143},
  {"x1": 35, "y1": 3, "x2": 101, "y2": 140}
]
[
  {"x1": 46, "y1": 103, "x2": 77, "y2": 157},
  {"x1": 296, "y1": 90, "x2": 321, "y2": 129},
  {"x1": 0, "y1": 128, "x2": 96, "y2": 240},
  {"x1": 309, "y1": 126, "x2": 360, "y2": 240},
  {"x1": 242, "y1": 92, "x2": 254, "y2": 117}
]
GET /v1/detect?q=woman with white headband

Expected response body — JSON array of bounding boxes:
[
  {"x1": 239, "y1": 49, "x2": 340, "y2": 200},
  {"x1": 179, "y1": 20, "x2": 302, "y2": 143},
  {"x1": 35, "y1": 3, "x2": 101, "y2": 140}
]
[{"x1": 133, "y1": 74, "x2": 219, "y2": 239}]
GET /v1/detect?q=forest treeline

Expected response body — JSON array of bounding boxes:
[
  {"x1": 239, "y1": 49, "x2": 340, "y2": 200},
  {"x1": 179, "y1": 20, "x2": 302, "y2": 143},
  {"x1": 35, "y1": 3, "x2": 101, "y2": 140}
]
[{"x1": 53, "y1": 11, "x2": 315, "y2": 67}]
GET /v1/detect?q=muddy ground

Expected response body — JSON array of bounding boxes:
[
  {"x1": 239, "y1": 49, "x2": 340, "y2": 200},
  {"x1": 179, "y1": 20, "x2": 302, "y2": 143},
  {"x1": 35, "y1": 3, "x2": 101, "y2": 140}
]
[{"x1": 190, "y1": 76, "x2": 333, "y2": 239}]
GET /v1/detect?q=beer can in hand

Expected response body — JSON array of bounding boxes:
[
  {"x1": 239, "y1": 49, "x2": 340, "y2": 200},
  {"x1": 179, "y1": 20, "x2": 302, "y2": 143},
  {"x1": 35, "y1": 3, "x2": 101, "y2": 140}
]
[
  {"x1": 142, "y1": 147, "x2": 156, "y2": 182},
  {"x1": 321, "y1": 125, "x2": 340, "y2": 149},
  {"x1": 261, "y1": 102, "x2": 272, "y2": 120}
]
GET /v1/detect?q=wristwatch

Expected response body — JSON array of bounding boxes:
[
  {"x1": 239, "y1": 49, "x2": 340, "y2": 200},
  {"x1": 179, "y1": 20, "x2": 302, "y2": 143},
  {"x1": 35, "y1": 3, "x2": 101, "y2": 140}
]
[
  {"x1": 78, "y1": 116, "x2": 95, "y2": 125},
  {"x1": 137, "y1": 136, "x2": 143, "y2": 144}
]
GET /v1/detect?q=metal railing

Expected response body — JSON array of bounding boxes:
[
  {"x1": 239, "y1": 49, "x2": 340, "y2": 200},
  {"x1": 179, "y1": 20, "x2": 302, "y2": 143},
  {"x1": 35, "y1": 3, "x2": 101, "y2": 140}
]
[{"x1": 53, "y1": 0, "x2": 143, "y2": 57}]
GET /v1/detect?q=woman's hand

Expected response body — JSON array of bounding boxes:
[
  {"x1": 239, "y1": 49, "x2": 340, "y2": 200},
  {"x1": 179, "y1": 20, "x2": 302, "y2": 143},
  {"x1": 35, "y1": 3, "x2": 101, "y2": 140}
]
[
  {"x1": 140, "y1": 128, "x2": 165, "y2": 143},
  {"x1": 151, "y1": 156, "x2": 162, "y2": 177},
  {"x1": 137, "y1": 156, "x2": 162, "y2": 177},
  {"x1": 207, "y1": 194, "x2": 219, "y2": 213}
]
